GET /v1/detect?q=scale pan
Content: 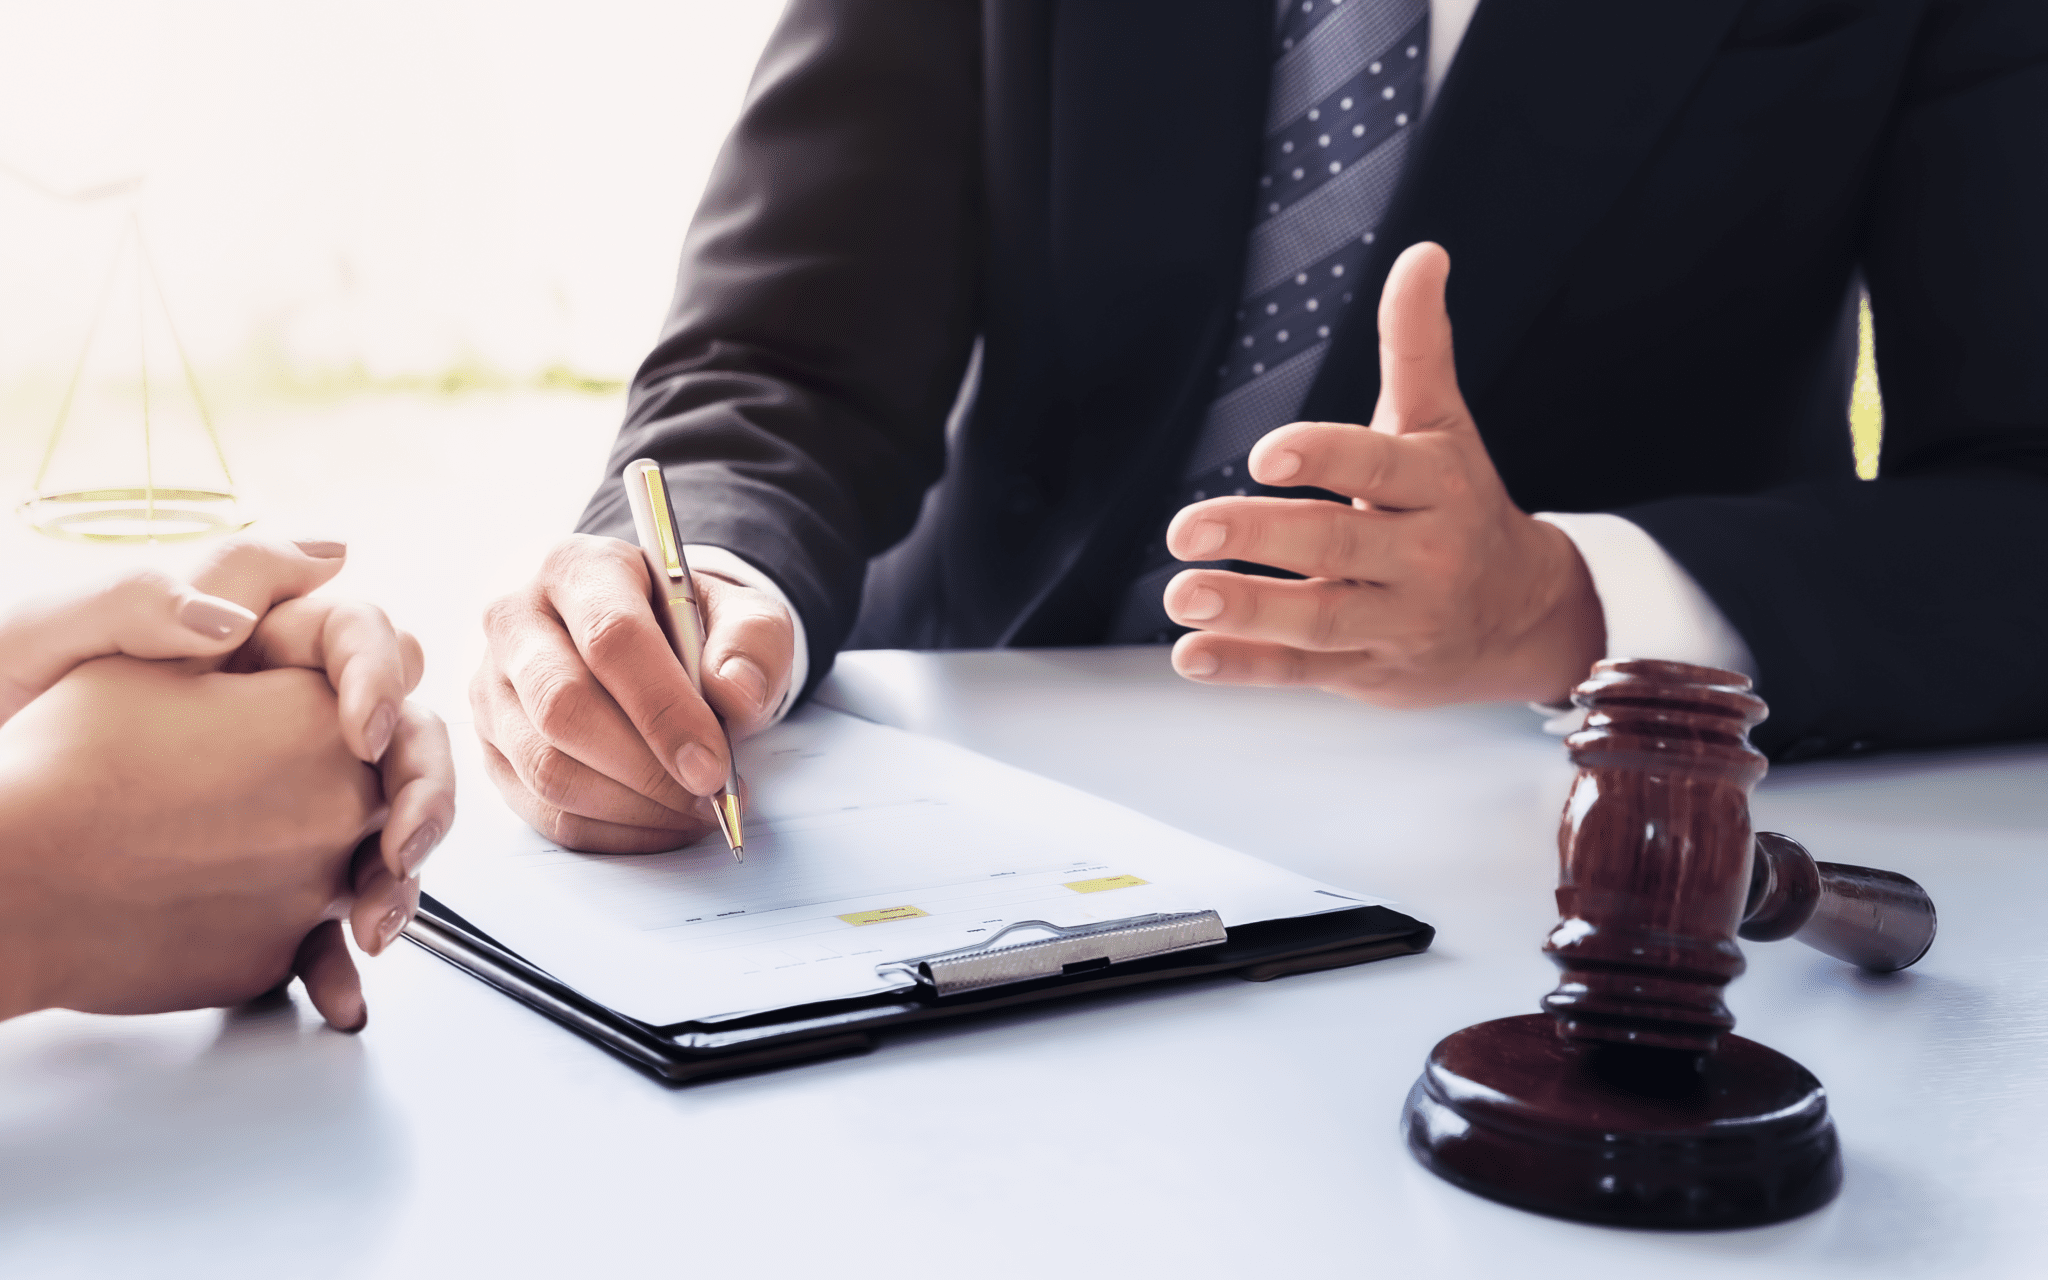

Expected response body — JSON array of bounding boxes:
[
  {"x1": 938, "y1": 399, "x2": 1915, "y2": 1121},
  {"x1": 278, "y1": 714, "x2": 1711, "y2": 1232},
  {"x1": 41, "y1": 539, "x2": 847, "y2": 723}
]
[{"x1": 19, "y1": 488, "x2": 252, "y2": 544}]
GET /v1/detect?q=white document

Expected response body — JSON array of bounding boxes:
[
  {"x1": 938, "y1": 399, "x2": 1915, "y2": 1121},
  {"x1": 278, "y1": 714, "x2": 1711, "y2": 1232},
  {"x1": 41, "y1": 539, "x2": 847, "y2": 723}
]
[{"x1": 425, "y1": 706, "x2": 1386, "y2": 1027}]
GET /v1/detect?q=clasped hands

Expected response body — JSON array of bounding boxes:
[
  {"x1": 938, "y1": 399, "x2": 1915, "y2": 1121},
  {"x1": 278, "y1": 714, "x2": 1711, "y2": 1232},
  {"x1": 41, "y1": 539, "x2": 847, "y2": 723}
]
[
  {"x1": 474, "y1": 242, "x2": 1602, "y2": 857},
  {"x1": 0, "y1": 539, "x2": 454, "y2": 1030}
]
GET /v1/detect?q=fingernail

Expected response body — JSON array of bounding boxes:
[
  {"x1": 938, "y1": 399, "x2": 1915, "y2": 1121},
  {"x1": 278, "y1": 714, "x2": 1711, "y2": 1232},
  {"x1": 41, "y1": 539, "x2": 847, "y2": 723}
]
[
  {"x1": 1179, "y1": 586, "x2": 1224, "y2": 622},
  {"x1": 1179, "y1": 650, "x2": 1220, "y2": 678},
  {"x1": 177, "y1": 595, "x2": 255, "y2": 640},
  {"x1": 719, "y1": 656, "x2": 769, "y2": 712},
  {"x1": 398, "y1": 821, "x2": 443, "y2": 877},
  {"x1": 294, "y1": 539, "x2": 347, "y2": 559},
  {"x1": 677, "y1": 742, "x2": 725, "y2": 795},
  {"x1": 365, "y1": 703, "x2": 398, "y2": 761},
  {"x1": 1184, "y1": 521, "x2": 1226, "y2": 557},
  {"x1": 1262, "y1": 450, "x2": 1302, "y2": 483},
  {"x1": 377, "y1": 907, "x2": 409, "y2": 954}
]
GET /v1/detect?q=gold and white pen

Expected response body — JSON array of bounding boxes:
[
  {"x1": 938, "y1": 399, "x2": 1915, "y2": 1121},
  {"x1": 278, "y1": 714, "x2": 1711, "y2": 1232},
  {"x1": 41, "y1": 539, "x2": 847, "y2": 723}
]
[{"x1": 622, "y1": 458, "x2": 745, "y2": 862}]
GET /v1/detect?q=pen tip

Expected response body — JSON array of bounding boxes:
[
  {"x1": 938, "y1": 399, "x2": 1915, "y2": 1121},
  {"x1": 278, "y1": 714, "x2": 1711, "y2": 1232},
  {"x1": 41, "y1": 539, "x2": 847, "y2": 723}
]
[{"x1": 714, "y1": 791, "x2": 745, "y2": 861}]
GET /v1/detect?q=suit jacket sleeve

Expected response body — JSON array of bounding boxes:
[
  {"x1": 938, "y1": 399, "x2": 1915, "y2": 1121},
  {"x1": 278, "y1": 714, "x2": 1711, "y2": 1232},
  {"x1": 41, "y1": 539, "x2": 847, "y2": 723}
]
[
  {"x1": 1622, "y1": 0, "x2": 2048, "y2": 759},
  {"x1": 576, "y1": 0, "x2": 983, "y2": 701}
]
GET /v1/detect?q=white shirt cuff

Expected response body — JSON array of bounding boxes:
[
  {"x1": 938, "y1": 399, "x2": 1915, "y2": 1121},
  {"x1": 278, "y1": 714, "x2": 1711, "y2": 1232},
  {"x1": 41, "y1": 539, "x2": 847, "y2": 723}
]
[
  {"x1": 680, "y1": 545, "x2": 808, "y2": 726},
  {"x1": 1530, "y1": 512, "x2": 1756, "y2": 734}
]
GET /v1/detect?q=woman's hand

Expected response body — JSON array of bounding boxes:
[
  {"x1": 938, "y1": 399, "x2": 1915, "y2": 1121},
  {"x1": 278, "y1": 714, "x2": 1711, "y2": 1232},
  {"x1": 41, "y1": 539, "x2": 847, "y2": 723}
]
[
  {"x1": 0, "y1": 658, "x2": 383, "y2": 1022},
  {"x1": 0, "y1": 538, "x2": 454, "y2": 1029}
]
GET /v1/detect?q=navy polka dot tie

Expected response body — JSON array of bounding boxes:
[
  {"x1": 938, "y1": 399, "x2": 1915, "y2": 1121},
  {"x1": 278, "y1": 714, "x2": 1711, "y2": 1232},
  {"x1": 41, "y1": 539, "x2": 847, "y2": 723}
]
[{"x1": 1108, "y1": 0, "x2": 1428, "y2": 643}]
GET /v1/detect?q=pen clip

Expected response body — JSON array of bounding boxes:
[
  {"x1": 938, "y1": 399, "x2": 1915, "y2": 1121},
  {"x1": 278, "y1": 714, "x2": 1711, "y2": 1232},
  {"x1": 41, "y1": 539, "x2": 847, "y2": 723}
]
[{"x1": 635, "y1": 462, "x2": 697, "y2": 601}]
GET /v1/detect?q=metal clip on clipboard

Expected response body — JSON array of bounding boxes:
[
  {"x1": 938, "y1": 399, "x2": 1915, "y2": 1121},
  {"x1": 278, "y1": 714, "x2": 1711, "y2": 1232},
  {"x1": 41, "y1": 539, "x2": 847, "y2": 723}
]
[{"x1": 882, "y1": 910, "x2": 1229, "y2": 997}]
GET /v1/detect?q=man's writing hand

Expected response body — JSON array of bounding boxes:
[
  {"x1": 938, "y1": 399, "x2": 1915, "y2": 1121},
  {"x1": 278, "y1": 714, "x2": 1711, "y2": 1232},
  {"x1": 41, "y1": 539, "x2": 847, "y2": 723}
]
[
  {"x1": 1163, "y1": 242, "x2": 1605, "y2": 707},
  {"x1": 473, "y1": 534, "x2": 793, "y2": 853}
]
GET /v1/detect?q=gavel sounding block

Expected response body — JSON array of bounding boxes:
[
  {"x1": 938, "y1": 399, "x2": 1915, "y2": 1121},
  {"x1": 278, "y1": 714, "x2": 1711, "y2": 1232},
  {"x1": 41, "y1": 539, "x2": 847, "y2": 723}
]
[{"x1": 1405, "y1": 1017, "x2": 1838, "y2": 1227}]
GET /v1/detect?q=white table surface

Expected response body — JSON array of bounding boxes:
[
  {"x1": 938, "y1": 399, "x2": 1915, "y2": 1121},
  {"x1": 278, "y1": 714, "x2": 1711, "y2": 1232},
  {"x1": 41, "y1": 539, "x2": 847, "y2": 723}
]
[
  {"x1": 2, "y1": 642, "x2": 2043, "y2": 1279},
  {"x1": 0, "y1": 395, "x2": 2043, "y2": 1278}
]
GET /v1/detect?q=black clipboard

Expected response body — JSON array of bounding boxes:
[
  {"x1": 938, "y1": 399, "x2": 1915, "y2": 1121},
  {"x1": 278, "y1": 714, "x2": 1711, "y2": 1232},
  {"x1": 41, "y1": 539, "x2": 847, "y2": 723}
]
[{"x1": 405, "y1": 894, "x2": 1434, "y2": 1083}]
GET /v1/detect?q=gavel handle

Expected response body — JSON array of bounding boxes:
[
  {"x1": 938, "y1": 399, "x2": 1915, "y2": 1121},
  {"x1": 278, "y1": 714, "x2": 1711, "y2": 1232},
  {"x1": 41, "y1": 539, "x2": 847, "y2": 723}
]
[{"x1": 1739, "y1": 832, "x2": 1938, "y2": 972}]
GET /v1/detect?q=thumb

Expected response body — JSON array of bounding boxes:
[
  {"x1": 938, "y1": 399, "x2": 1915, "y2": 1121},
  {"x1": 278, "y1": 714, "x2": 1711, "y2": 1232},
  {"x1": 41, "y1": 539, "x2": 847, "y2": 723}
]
[
  {"x1": 1373, "y1": 241, "x2": 1468, "y2": 435},
  {"x1": 696, "y1": 570, "x2": 796, "y2": 735},
  {"x1": 181, "y1": 536, "x2": 351, "y2": 672},
  {"x1": 0, "y1": 571, "x2": 260, "y2": 723}
]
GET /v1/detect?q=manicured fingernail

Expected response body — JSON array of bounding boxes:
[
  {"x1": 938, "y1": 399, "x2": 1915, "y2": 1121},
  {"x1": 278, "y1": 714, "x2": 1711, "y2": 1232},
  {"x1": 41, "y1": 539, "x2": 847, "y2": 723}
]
[
  {"x1": 398, "y1": 821, "x2": 443, "y2": 877},
  {"x1": 1262, "y1": 450, "x2": 1302, "y2": 483},
  {"x1": 1183, "y1": 521, "x2": 1227, "y2": 557},
  {"x1": 294, "y1": 539, "x2": 347, "y2": 559},
  {"x1": 378, "y1": 907, "x2": 409, "y2": 954},
  {"x1": 365, "y1": 703, "x2": 398, "y2": 761},
  {"x1": 1179, "y1": 649, "x2": 1220, "y2": 678},
  {"x1": 677, "y1": 742, "x2": 725, "y2": 795},
  {"x1": 177, "y1": 595, "x2": 256, "y2": 640},
  {"x1": 719, "y1": 656, "x2": 769, "y2": 712},
  {"x1": 1179, "y1": 586, "x2": 1224, "y2": 622}
]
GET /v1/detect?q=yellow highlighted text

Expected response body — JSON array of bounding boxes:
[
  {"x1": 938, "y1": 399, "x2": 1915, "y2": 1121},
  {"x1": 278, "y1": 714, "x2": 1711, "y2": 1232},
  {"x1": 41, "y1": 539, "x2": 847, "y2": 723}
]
[
  {"x1": 1064, "y1": 874, "x2": 1148, "y2": 894},
  {"x1": 838, "y1": 905, "x2": 930, "y2": 927}
]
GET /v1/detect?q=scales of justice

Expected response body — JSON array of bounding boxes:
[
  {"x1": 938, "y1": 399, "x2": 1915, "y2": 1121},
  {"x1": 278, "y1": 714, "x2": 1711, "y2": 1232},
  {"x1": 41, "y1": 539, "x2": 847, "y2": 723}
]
[{"x1": 8, "y1": 162, "x2": 250, "y2": 544}]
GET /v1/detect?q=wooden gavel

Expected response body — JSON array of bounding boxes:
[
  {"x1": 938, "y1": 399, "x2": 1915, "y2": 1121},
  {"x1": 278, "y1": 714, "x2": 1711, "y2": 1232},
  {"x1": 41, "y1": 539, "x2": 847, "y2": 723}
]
[{"x1": 1402, "y1": 658, "x2": 1939, "y2": 1230}]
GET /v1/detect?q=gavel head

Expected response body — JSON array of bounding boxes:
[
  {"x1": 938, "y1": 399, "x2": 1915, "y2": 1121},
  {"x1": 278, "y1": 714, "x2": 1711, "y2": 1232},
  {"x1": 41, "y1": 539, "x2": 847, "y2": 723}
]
[{"x1": 1541, "y1": 659, "x2": 1768, "y2": 1053}]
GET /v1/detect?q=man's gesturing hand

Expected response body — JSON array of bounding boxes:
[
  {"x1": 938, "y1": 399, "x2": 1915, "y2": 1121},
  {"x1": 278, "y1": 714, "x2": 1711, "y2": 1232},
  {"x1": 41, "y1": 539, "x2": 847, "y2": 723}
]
[
  {"x1": 1163, "y1": 242, "x2": 1605, "y2": 708},
  {"x1": 473, "y1": 534, "x2": 794, "y2": 853}
]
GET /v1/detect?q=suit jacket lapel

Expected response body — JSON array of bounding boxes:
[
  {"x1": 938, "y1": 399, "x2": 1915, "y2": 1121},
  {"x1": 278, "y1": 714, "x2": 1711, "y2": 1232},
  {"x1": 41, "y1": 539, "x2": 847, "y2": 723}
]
[{"x1": 1301, "y1": 0, "x2": 1753, "y2": 424}]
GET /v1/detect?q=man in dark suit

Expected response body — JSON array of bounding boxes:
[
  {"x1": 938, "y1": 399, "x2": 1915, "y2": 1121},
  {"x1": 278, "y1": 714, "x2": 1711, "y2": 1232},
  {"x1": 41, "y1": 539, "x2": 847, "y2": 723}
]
[{"x1": 472, "y1": 0, "x2": 2048, "y2": 852}]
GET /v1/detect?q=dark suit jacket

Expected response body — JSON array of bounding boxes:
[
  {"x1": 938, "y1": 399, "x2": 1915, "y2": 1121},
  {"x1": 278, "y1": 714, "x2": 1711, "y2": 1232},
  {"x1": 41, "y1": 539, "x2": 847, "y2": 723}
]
[{"x1": 579, "y1": 0, "x2": 2048, "y2": 759}]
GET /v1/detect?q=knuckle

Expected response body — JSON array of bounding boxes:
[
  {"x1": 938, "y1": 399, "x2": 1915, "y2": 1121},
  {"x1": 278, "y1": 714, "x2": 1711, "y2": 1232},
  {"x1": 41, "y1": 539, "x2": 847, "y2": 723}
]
[
  {"x1": 1355, "y1": 443, "x2": 1395, "y2": 496},
  {"x1": 1402, "y1": 527, "x2": 1457, "y2": 579},
  {"x1": 344, "y1": 600, "x2": 396, "y2": 633},
  {"x1": 1308, "y1": 582, "x2": 1350, "y2": 649},
  {"x1": 480, "y1": 593, "x2": 528, "y2": 639},
  {"x1": 536, "y1": 803, "x2": 582, "y2": 849},
  {"x1": 526, "y1": 665, "x2": 595, "y2": 747},
  {"x1": 326, "y1": 603, "x2": 399, "y2": 660},
  {"x1": 1323, "y1": 506, "x2": 1364, "y2": 568},
  {"x1": 1281, "y1": 648, "x2": 1312, "y2": 685},
  {"x1": 525, "y1": 745, "x2": 583, "y2": 809},
  {"x1": 214, "y1": 539, "x2": 278, "y2": 578},
  {"x1": 546, "y1": 533, "x2": 642, "y2": 587},
  {"x1": 539, "y1": 535, "x2": 596, "y2": 578},
  {"x1": 578, "y1": 603, "x2": 650, "y2": 673},
  {"x1": 633, "y1": 688, "x2": 695, "y2": 744},
  {"x1": 398, "y1": 631, "x2": 426, "y2": 684},
  {"x1": 109, "y1": 568, "x2": 177, "y2": 604}
]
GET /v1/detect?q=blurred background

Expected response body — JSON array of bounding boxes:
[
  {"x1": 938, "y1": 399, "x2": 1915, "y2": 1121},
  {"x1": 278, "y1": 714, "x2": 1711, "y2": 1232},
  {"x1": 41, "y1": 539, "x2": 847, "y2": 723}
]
[
  {"x1": 0, "y1": 0, "x2": 781, "y2": 400},
  {"x1": 0, "y1": 0, "x2": 784, "y2": 711}
]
